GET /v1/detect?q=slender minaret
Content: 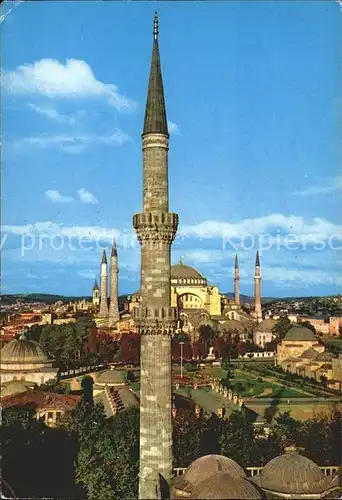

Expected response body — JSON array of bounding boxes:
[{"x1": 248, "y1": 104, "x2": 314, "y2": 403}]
[
  {"x1": 254, "y1": 250, "x2": 262, "y2": 321},
  {"x1": 108, "y1": 239, "x2": 120, "y2": 327},
  {"x1": 133, "y1": 13, "x2": 178, "y2": 499},
  {"x1": 92, "y1": 279, "x2": 100, "y2": 307},
  {"x1": 234, "y1": 254, "x2": 240, "y2": 306},
  {"x1": 98, "y1": 250, "x2": 109, "y2": 318}
]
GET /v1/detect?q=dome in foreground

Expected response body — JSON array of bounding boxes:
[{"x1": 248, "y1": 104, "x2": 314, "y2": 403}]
[
  {"x1": 1, "y1": 334, "x2": 49, "y2": 364},
  {"x1": 173, "y1": 455, "x2": 246, "y2": 495},
  {"x1": 316, "y1": 350, "x2": 337, "y2": 361},
  {"x1": 284, "y1": 326, "x2": 317, "y2": 342},
  {"x1": 253, "y1": 447, "x2": 330, "y2": 495},
  {"x1": 1, "y1": 380, "x2": 30, "y2": 398},
  {"x1": 96, "y1": 369, "x2": 126, "y2": 386},
  {"x1": 191, "y1": 473, "x2": 262, "y2": 499},
  {"x1": 300, "y1": 348, "x2": 319, "y2": 359}
]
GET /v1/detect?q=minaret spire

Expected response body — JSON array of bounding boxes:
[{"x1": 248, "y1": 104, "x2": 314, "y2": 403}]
[
  {"x1": 108, "y1": 238, "x2": 119, "y2": 327},
  {"x1": 143, "y1": 12, "x2": 168, "y2": 137},
  {"x1": 254, "y1": 250, "x2": 262, "y2": 322},
  {"x1": 234, "y1": 254, "x2": 240, "y2": 306},
  {"x1": 133, "y1": 13, "x2": 178, "y2": 499}
]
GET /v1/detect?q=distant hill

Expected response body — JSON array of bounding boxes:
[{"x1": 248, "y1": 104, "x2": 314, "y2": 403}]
[
  {"x1": 223, "y1": 293, "x2": 276, "y2": 304},
  {"x1": 0, "y1": 293, "x2": 91, "y2": 305}
]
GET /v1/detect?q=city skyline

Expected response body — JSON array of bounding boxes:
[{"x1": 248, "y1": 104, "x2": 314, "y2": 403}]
[{"x1": 2, "y1": 1, "x2": 341, "y2": 297}]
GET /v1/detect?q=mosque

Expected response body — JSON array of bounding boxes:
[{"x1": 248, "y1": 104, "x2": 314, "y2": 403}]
[{"x1": 92, "y1": 250, "x2": 263, "y2": 336}]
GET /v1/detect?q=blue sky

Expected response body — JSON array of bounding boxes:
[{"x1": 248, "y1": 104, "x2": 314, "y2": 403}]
[{"x1": 2, "y1": 1, "x2": 341, "y2": 297}]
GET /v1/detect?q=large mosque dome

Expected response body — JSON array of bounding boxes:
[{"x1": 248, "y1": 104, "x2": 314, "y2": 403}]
[{"x1": 171, "y1": 261, "x2": 207, "y2": 286}]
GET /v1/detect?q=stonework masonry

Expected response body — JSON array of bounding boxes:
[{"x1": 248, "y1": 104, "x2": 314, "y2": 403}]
[{"x1": 133, "y1": 13, "x2": 178, "y2": 499}]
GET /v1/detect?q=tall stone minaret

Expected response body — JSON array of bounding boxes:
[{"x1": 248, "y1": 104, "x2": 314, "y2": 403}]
[
  {"x1": 108, "y1": 239, "x2": 120, "y2": 328},
  {"x1": 234, "y1": 254, "x2": 240, "y2": 306},
  {"x1": 133, "y1": 13, "x2": 178, "y2": 499},
  {"x1": 98, "y1": 250, "x2": 109, "y2": 319},
  {"x1": 254, "y1": 250, "x2": 262, "y2": 321}
]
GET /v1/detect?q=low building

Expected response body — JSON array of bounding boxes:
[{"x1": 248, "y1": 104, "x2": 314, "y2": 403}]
[
  {"x1": 1, "y1": 385, "x2": 80, "y2": 427},
  {"x1": 276, "y1": 326, "x2": 324, "y2": 364},
  {"x1": 253, "y1": 319, "x2": 276, "y2": 348}
]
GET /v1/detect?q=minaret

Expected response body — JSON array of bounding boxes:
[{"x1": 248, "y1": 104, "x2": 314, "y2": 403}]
[
  {"x1": 92, "y1": 279, "x2": 100, "y2": 307},
  {"x1": 254, "y1": 251, "x2": 262, "y2": 321},
  {"x1": 98, "y1": 250, "x2": 109, "y2": 318},
  {"x1": 108, "y1": 239, "x2": 120, "y2": 327},
  {"x1": 234, "y1": 254, "x2": 240, "y2": 306},
  {"x1": 133, "y1": 13, "x2": 178, "y2": 499}
]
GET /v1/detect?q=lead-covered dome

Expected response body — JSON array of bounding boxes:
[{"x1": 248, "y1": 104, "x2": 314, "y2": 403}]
[
  {"x1": 253, "y1": 447, "x2": 330, "y2": 495},
  {"x1": 1, "y1": 334, "x2": 49, "y2": 364},
  {"x1": 173, "y1": 455, "x2": 246, "y2": 496},
  {"x1": 254, "y1": 319, "x2": 276, "y2": 332},
  {"x1": 171, "y1": 260, "x2": 207, "y2": 286},
  {"x1": 191, "y1": 473, "x2": 262, "y2": 499},
  {"x1": 284, "y1": 326, "x2": 317, "y2": 342},
  {"x1": 1, "y1": 380, "x2": 30, "y2": 398},
  {"x1": 96, "y1": 369, "x2": 127, "y2": 386}
]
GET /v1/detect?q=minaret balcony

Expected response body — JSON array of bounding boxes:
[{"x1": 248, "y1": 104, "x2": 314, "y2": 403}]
[{"x1": 133, "y1": 212, "x2": 178, "y2": 244}]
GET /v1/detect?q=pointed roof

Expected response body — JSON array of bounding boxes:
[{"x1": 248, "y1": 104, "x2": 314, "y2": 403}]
[
  {"x1": 255, "y1": 250, "x2": 260, "y2": 267},
  {"x1": 143, "y1": 12, "x2": 168, "y2": 136},
  {"x1": 111, "y1": 238, "x2": 117, "y2": 257},
  {"x1": 93, "y1": 279, "x2": 99, "y2": 291},
  {"x1": 101, "y1": 250, "x2": 107, "y2": 264},
  {"x1": 235, "y1": 254, "x2": 239, "y2": 270}
]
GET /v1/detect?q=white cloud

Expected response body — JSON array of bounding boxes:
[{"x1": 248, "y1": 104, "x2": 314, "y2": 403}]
[
  {"x1": 3, "y1": 58, "x2": 136, "y2": 111},
  {"x1": 168, "y1": 121, "x2": 180, "y2": 135},
  {"x1": 45, "y1": 190, "x2": 73, "y2": 203},
  {"x1": 28, "y1": 103, "x2": 76, "y2": 124},
  {"x1": 13, "y1": 129, "x2": 131, "y2": 153},
  {"x1": 77, "y1": 188, "x2": 99, "y2": 205},
  {"x1": 180, "y1": 214, "x2": 342, "y2": 245},
  {"x1": 78, "y1": 269, "x2": 97, "y2": 280},
  {"x1": 293, "y1": 177, "x2": 342, "y2": 197}
]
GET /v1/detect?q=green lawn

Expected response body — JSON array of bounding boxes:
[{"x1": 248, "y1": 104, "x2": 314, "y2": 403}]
[{"x1": 175, "y1": 387, "x2": 235, "y2": 416}]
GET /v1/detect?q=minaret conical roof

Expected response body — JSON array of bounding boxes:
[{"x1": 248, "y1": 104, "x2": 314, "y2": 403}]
[
  {"x1": 93, "y1": 279, "x2": 99, "y2": 291},
  {"x1": 101, "y1": 250, "x2": 107, "y2": 264},
  {"x1": 143, "y1": 12, "x2": 168, "y2": 136},
  {"x1": 255, "y1": 250, "x2": 260, "y2": 267},
  {"x1": 111, "y1": 238, "x2": 117, "y2": 257},
  {"x1": 235, "y1": 254, "x2": 239, "y2": 270}
]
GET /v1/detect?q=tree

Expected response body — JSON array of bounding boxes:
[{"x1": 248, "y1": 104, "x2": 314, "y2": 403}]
[
  {"x1": 272, "y1": 316, "x2": 292, "y2": 340},
  {"x1": 173, "y1": 410, "x2": 203, "y2": 467}
]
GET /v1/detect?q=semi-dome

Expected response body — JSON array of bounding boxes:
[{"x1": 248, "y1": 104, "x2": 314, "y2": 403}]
[
  {"x1": 1, "y1": 334, "x2": 49, "y2": 364},
  {"x1": 1, "y1": 380, "x2": 30, "y2": 398},
  {"x1": 284, "y1": 326, "x2": 317, "y2": 342},
  {"x1": 190, "y1": 473, "x2": 262, "y2": 499},
  {"x1": 173, "y1": 455, "x2": 246, "y2": 496},
  {"x1": 316, "y1": 350, "x2": 337, "y2": 361},
  {"x1": 300, "y1": 348, "x2": 319, "y2": 359},
  {"x1": 253, "y1": 447, "x2": 330, "y2": 495},
  {"x1": 254, "y1": 319, "x2": 276, "y2": 332},
  {"x1": 96, "y1": 369, "x2": 126, "y2": 386}
]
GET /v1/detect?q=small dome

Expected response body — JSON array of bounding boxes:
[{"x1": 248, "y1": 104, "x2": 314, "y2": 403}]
[
  {"x1": 173, "y1": 455, "x2": 246, "y2": 495},
  {"x1": 96, "y1": 369, "x2": 126, "y2": 386},
  {"x1": 171, "y1": 263, "x2": 204, "y2": 280},
  {"x1": 284, "y1": 326, "x2": 316, "y2": 342},
  {"x1": 1, "y1": 335, "x2": 49, "y2": 364},
  {"x1": 255, "y1": 447, "x2": 330, "y2": 494},
  {"x1": 191, "y1": 473, "x2": 262, "y2": 499},
  {"x1": 316, "y1": 351, "x2": 337, "y2": 361},
  {"x1": 254, "y1": 319, "x2": 276, "y2": 332},
  {"x1": 300, "y1": 348, "x2": 319, "y2": 359},
  {"x1": 1, "y1": 380, "x2": 30, "y2": 398}
]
